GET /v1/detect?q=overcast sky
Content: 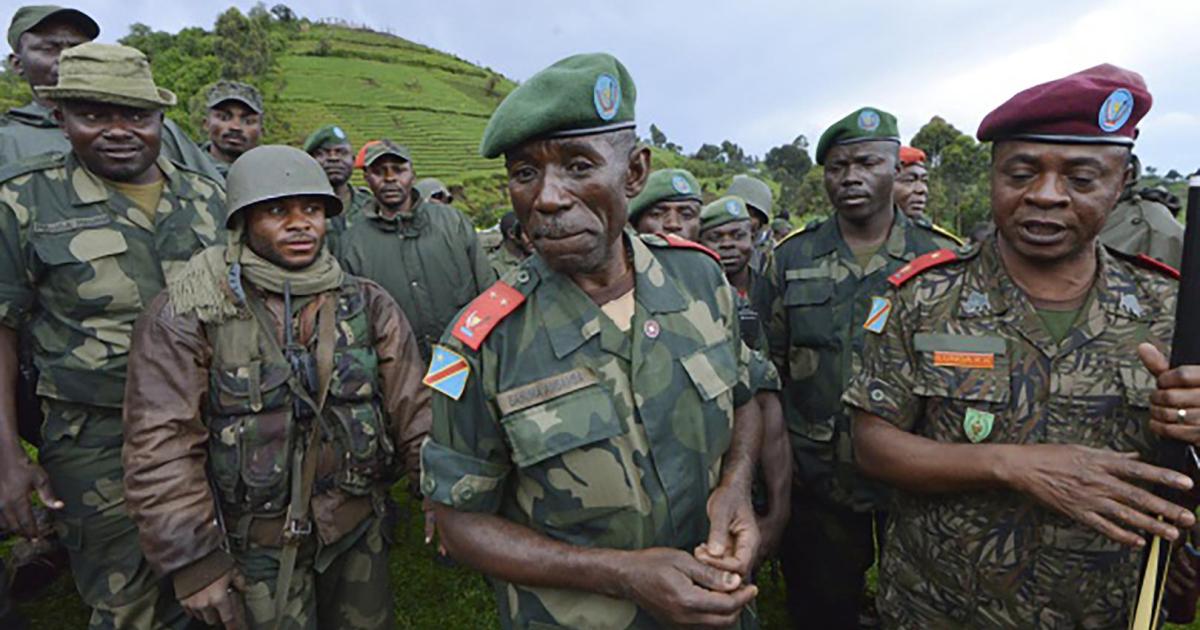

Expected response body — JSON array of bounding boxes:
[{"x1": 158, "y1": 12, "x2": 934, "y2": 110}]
[{"x1": 52, "y1": 0, "x2": 1200, "y2": 172}]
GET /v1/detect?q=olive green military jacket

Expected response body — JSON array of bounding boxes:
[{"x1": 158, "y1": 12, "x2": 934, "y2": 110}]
[
  {"x1": 421, "y1": 232, "x2": 757, "y2": 630},
  {"x1": 842, "y1": 238, "x2": 1175, "y2": 628},
  {"x1": 338, "y1": 198, "x2": 496, "y2": 360},
  {"x1": 324, "y1": 185, "x2": 373, "y2": 258},
  {"x1": 0, "y1": 101, "x2": 225, "y2": 182},
  {"x1": 765, "y1": 209, "x2": 958, "y2": 510},
  {"x1": 0, "y1": 152, "x2": 225, "y2": 411},
  {"x1": 198, "y1": 141, "x2": 231, "y2": 179},
  {"x1": 1099, "y1": 193, "x2": 1183, "y2": 268},
  {"x1": 487, "y1": 241, "x2": 525, "y2": 279}
]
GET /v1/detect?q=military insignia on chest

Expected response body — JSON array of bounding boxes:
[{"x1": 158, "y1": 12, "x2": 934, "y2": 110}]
[
  {"x1": 963, "y1": 408, "x2": 995, "y2": 443},
  {"x1": 963, "y1": 290, "x2": 991, "y2": 316},
  {"x1": 1119, "y1": 293, "x2": 1143, "y2": 317}
]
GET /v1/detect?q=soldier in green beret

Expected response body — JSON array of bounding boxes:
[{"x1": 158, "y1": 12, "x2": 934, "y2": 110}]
[
  {"x1": 302, "y1": 124, "x2": 373, "y2": 255},
  {"x1": 628, "y1": 168, "x2": 703, "y2": 240},
  {"x1": 1, "y1": 5, "x2": 223, "y2": 181},
  {"x1": 200, "y1": 80, "x2": 264, "y2": 178},
  {"x1": 0, "y1": 42, "x2": 225, "y2": 629},
  {"x1": 338, "y1": 139, "x2": 495, "y2": 362},
  {"x1": 488, "y1": 210, "x2": 531, "y2": 277},
  {"x1": 422, "y1": 52, "x2": 763, "y2": 629},
  {"x1": 414, "y1": 177, "x2": 453, "y2": 205},
  {"x1": 1099, "y1": 153, "x2": 1183, "y2": 267},
  {"x1": 767, "y1": 106, "x2": 961, "y2": 628},
  {"x1": 727, "y1": 175, "x2": 775, "y2": 272},
  {"x1": 771, "y1": 218, "x2": 792, "y2": 243}
]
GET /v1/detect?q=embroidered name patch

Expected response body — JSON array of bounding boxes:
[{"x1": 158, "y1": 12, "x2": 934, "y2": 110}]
[
  {"x1": 496, "y1": 368, "x2": 598, "y2": 415},
  {"x1": 933, "y1": 351, "x2": 995, "y2": 370}
]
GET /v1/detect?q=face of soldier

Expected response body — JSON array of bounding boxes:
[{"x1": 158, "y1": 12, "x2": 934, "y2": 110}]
[
  {"x1": 823, "y1": 140, "x2": 899, "y2": 224},
  {"x1": 244, "y1": 195, "x2": 329, "y2": 270},
  {"x1": 990, "y1": 140, "x2": 1130, "y2": 264},
  {"x1": 894, "y1": 163, "x2": 929, "y2": 218},
  {"x1": 311, "y1": 142, "x2": 353, "y2": 187},
  {"x1": 203, "y1": 101, "x2": 262, "y2": 162},
  {"x1": 700, "y1": 219, "x2": 754, "y2": 277},
  {"x1": 58, "y1": 100, "x2": 163, "y2": 183},
  {"x1": 363, "y1": 156, "x2": 415, "y2": 213},
  {"x1": 634, "y1": 199, "x2": 701, "y2": 241},
  {"x1": 772, "y1": 223, "x2": 791, "y2": 242},
  {"x1": 429, "y1": 189, "x2": 453, "y2": 205},
  {"x1": 505, "y1": 132, "x2": 650, "y2": 276},
  {"x1": 9, "y1": 20, "x2": 90, "y2": 89}
]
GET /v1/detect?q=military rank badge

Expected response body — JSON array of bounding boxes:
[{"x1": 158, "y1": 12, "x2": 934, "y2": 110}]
[
  {"x1": 963, "y1": 408, "x2": 995, "y2": 443},
  {"x1": 862, "y1": 297, "x2": 891, "y2": 334},
  {"x1": 423, "y1": 345, "x2": 470, "y2": 400}
]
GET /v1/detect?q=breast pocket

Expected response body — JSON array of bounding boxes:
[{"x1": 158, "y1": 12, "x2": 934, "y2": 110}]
[
  {"x1": 32, "y1": 226, "x2": 143, "y2": 316},
  {"x1": 681, "y1": 341, "x2": 738, "y2": 471},
  {"x1": 912, "y1": 337, "x2": 1012, "y2": 444},
  {"x1": 783, "y1": 276, "x2": 834, "y2": 347}
]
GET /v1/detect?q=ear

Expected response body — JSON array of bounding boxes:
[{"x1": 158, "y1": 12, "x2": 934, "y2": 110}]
[
  {"x1": 1122, "y1": 158, "x2": 1137, "y2": 189},
  {"x1": 623, "y1": 144, "x2": 652, "y2": 199},
  {"x1": 7, "y1": 53, "x2": 22, "y2": 78},
  {"x1": 201, "y1": 116, "x2": 211, "y2": 132}
]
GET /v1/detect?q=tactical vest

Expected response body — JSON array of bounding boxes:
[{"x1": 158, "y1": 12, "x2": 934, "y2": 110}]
[{"x1": 202, "y1": 278, "x2": 395, "y2": 519}]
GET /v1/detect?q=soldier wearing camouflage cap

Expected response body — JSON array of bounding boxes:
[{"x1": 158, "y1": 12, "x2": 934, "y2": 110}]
[
  {"x1": 201, "y1": 80, "x2": 264, "y2": 178},
  {"x1": 629, "y1": 168, "x2": 703, "y2": 240},
  {"x1": 1, "y1": 5, "x2": 223, "y2": 180},
  {"x1": 338, "y1": 139, "x2": 495, "y2": 362},
  {"x1": 422, "y1": 52, "x2": 764, "y2": 629},
  {"x1": 0, "y1": 41, "x2": 226, "y2": 629},
  {"x1": 302, "y1": 124, "x2": 372, "y2": 255},
  {"x1": 123, "y1": 145, "x2": 430, "y2": 629},
  {"x1": 845, "y1": 64, "x2": 1200, "y2": 628},
  {"x1": 765, "y1": 106, "x2": 960, "y2": 628}
]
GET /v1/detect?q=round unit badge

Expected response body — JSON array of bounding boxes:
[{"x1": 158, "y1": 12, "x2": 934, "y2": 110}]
[
  {"x1": 726, "y1": 199, "x2": 741, "y2": 216},
  {"x1": 643, "y1": 319, "x2": 661, "y2": 339},
  {"x1": 1098, "y1": 88, "x2": 1134, "y2": 133},
  {"x1": 857, "y1": 109, "x2": 881, "y2": 132},
  {"x1": 332, "y1": 126, "x2": 345, "y2": 139},
  {"x1": 593, "y1": 73, "x2": 621, "y2": 122},
  {"x1": 671, "y1": 174, "x2": 692, "y2": 195}
]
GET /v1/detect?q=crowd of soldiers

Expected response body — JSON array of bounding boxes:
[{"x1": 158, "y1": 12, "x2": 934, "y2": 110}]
[{"x1": 1, "y1": 4, "x2": 1199, "y2": 630}]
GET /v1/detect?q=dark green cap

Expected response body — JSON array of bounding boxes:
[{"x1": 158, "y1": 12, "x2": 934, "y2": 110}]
[
  {"x1": 206, "y1": 80, "x2": 263, "y2": 114},
  {"x1": 480, "y1": 52, "x2": 636, "y2": 159},
  {"x1": 727, "y1": 174, "x2": 773, "y2": 221},
  {"x1": 628, "y1": 169, "x2": 701, "y2": 221},
  {"x1": 815, "y1": 107, "x2": 900, "y2": 165},
  {"x1": 302, "y1": 124, "x2": 349, "y2": 154},
  {"x1": 700, "y1": 196, "x2": 751, "y2": 234},
  {"x1": 358, "y1": 139, "x2": 411, "y2": 168},
  {"x1": 36, "y1": 42, "x2": 175, "y2": 109},
  {"x1": 8, "y1": 5, "x2": 98, "y2": 51}
]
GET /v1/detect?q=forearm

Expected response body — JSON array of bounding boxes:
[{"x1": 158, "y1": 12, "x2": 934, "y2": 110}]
[
  {"x1": 721, "y1": 401, "x2": 763, "y2": 491},
  {"x1": 371, "y1": 288, "x2": 432, "y2": 479},
  {"x1": 433, "y1": 503, "x2": 631, "y2": 599},
  {"x1": 755, "y1": 392, "x2": 791, "y2": 514},
  {"x1": 852, "y1": 409, "x2": 1016, "y2": 494},
  {"x1": 0, "y1": 326, "x2": 23, "y2": 456}
]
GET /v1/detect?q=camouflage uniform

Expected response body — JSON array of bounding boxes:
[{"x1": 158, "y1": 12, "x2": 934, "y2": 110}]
[
  {"x1": 1099, "y1": 188, "x2": 1183, "y2": 268},
  {"x1": 0, "y1": 151, "x2": 225, "y2": 629},
  {"x1": 765, "y1": 209, "x2": 958, "y2": 626},
  {"x1": 421, "y1": 231, "x2": 759, "y2": 629},
  {"x1": 842, "y1": 238, "x2": 1176, "y2": 629}
]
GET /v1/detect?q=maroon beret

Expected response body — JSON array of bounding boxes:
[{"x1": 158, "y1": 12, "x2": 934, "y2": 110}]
[{"x1": 977, "y1": 64, "x2": 1151, "y2": 146}]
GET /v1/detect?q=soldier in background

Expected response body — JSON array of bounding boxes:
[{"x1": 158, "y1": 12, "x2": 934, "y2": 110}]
[
  {"x1": 414, "y1": 177, "x2": 453, "y2": 205},
  {"x1": 200, "y1": 80, "x2": 263, "y2": 179},
  {"x1": 628, "y1": 168, "x2": 703, "y2": 240},
  {"x1": 893, "y1": 145, "x2": 930, "y2": 220},
  {"x1": 303, "y1": 124, "x2": 373, "y2": 256},
  {"x1": 488, "y1": 210, "x2": 531, "y2": 278},
  {"x1": 1099, "y1": 153, "x2": 1183, "y2": 267},
  {"x1": 728, "y1": 174, "x2": 774, "y2": 272}
]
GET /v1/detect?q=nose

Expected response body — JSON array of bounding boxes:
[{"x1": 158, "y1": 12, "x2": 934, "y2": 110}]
[
  {"x1": 531, "y1": 174, "x2": 571, "y2": 216},
  {"x1": 1025, "y1": 173, "x2": 1070, "y2": 210}
]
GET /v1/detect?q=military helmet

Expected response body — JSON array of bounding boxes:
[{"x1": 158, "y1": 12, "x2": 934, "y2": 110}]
[
  {"x1": 225, "y1": 145, "x2": 343, "y2": 227},
  {"x1": 727, "y1": 174, "x2": 773, "y2": 222}
]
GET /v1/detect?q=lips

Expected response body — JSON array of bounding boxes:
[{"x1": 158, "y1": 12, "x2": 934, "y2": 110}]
[
  {"x1": 1017, "y1": 220, "x2": 1068, "y2": 245},
  {"x1": 98, "y1": 146, "x2": 141, "y2": 160},
  {"x1": 282, "y1": 238, "x2": 316, "y2": 254}
]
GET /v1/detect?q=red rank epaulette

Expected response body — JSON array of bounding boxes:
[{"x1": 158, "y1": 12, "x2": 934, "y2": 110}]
[
  {"x1": 451, "y1": 281, "x2": 525, "y2": 351},
  {"x1": 888, "y1": 248, "x2": 959, "y2": 287},
  {"x1": 662, "y1": 233, "x2": 720, "y2": 263},
  {"x1": 1134, "y1": 254, "x2": 1180, "y2": 280}
]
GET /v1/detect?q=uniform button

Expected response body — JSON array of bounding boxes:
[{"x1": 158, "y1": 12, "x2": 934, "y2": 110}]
[
  {"x1": 1131, "y1": 218, "x2": 1143, "y2": 225},
  {"x1": 516, "y1": 271, "x2": 530, "y2": 284},
  {"x1": 263, "y1": 501, "x2": 273, "y2": 510},
  {"x1": 422, "y1": 477, "x2": 436, "y2": 494},
  {"x1": 870, "y1": 388, "x2": 885, "y2": 402},
  {"x1": 411, "y1": 281, "x2": 419, "y2": 287},
  {"x1": 460, "y1": 487, "x2": 475, "y2": 501}
]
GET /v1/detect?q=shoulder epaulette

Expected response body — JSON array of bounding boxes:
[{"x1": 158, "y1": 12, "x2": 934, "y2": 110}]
[
  {"x1": 928, "y1": 223, "x2": 965, "y2": 246},
  {"x1": 0, "y1": 151, "x2": 65, "y2": 184},
  {"x1": 1105, "y1": 246, "x2": 1181, "y2": 280},
  {"x1": 450, "y1": 280, "x2": 526, "y2": 351},
  {"x1": 888, "y1": 248, "x2": 959, "y2": 287},
  {"x1": 776, "y1": 222, "x2": 815, "y2": 247},
  {"x1": 657, "y1": 233, "x2": 720, "y2": 263}
]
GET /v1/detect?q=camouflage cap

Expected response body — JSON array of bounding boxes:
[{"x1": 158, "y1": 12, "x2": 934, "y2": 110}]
[
  {"x1": 355, "y1": 139, "x2": 411, "y2": 169},
  {"x1": 628, "y1": 168, "x2": 702, "y2": 222},
  {"x1": 700, "y1": 196, "x2": 751, "y2": 234},
  {"x1": 7, "y1": 5, "x2": 98, "y2": 51},
  {"x1": 302, "y1": 124, "x2": 350, "y2": 153},
  {"x1": 35, "y1": 42, "x2": 175, "y2": 109},
  {"x1": 815, "y1": 106, "x2": 900, "y2": 165},
  {"x1": 415, "y1": 178, "x2": 449, "y2": 200},
  {"x1": 480, "y1": 52, "x2": 636, "y2": 159},
  {"x1": 206, "y1": 80, "x2": 263, "y2": 114},
  {"x1": 726, "y1": 174, "x2": 773, "y2": 221}
]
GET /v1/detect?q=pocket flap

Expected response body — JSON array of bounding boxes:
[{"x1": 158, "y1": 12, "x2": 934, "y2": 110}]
[
  {"x1": 501, "y1": 384, "x2": 623, "y2": 468},
  {"x1": 783, "y1": 278, "x2": 833, "y2": 307},
  {"x1": 33, "y1": 227, "x2": 127, "y2": 265},
  {"x1": 682, "y1": 341, "x2": 739, "y2": 401}
]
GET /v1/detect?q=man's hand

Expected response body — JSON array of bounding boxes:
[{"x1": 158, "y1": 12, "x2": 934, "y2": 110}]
[
  {"x1": 0, "y1": 447, "x2": 62, "y2": 539},
  {"x1": 695, "y1": 483, "x2": 759, "y2": 577},
  {"x1": 1005, "y1": 443, "x2": 1194, "y2": 547},
  {"x1": 422, "y1": 497, "x2": 446, "y2": 556},
  {"x1": 180, "y1": 570, "x2": 246, "y2": 629},
  {"x1": 1140, "y1": 343, "x2": 1200, "y2": 445},
  {"x1": 619, "y1": 547, "x2": 757, "y2": 629}
]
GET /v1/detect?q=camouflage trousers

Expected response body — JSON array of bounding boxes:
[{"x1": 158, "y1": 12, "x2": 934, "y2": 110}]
[
  {"x1": 234, "y1": 513, "x2": 394, "y2": 629},
  {"x1": 38, "y1": 400, "x2": 192, "y2": 630}
]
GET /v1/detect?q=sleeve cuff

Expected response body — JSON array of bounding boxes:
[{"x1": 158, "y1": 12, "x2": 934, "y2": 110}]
[
  {"x1": 420, "y1": 438, "x2": 509, "y2": 513},
  {"x1": 172, "y1": 550, "x2": 235, "y2": 600}
]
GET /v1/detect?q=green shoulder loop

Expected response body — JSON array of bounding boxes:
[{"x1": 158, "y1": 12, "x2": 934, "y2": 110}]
[
  {"x1": 0, "y1": 151, "x2": 66, "y2": 185},
  {"x1": 776, "y1": 219, "x2": 819, "y2": 248}
]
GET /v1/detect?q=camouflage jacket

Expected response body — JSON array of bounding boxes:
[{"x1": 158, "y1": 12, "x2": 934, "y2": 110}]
[
  {"x1": 1099, "y1": 193, "x2": 1183, "y2": 269},
  {"x1": 0, "y1": 100, "x2": 225, "y2": 182},
  {"x1": 421, "y1": 231, "x2": 757, "y2": 629},
  {"x1": 338, "y1": 198, "x2": 496, "y2": 360},
  {"x1": 0, "y1": 152, "x2": 225, "y2": 409},
  {"x1": 842, "y1": 237, "x2": 1176, "y2": 629},
  {"x1": 198, "y1": 141, "x2": 231, "y2": 179},
  {"x1": 765, "y1": 209, "x2": 957, "y2": 510}
]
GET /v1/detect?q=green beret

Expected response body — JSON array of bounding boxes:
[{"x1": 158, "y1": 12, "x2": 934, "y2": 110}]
[
  {"x1": 8, "y1": 5, "x2": 98, "y2": 51},
  {"x1": 206, "y1": 80, "x2": 263, "y2": 113},
  {"x1": 480, "y1": 52, "x2": 636, "y2": 159},
  {"x1": 359, "y1": 139, "x2": 410, "y2": 168},
  {"x1": 302, "y1": 124, "x2": 350, "y2": 153},
  {"x1": 815, "y1": 107, "x2": 900, "y2": 165},
  {"x1": 700, "y1": 196, "x2": 751, "y2": 234},
  {"x1": 727, "y1": 175, "x2": 772, "y2": 221},
  {"x1": 628, "y1": 169, "x2": 701, "y2": 222}
]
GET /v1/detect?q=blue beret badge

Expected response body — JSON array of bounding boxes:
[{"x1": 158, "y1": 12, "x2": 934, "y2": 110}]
[
  {"x1": 1098, "y1": 88, "x2": 1134, "y2": 133},
  {"x1": 726, "y1": 199, "x2": 741, "y2": 216},
  {"x1": 671, "y1": 174, "x2": 692, "y2": 195},
  {"x1": 332, "y1": 126, "x2": 346, "y2": 139},
  {"x1": 594, "y1": 73, "x2": 620, "y2": 121},
  {"x1": 857, "y1": 109, "x2": 881, "y2": 132}
]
